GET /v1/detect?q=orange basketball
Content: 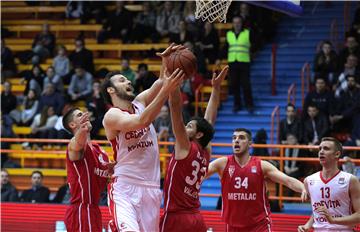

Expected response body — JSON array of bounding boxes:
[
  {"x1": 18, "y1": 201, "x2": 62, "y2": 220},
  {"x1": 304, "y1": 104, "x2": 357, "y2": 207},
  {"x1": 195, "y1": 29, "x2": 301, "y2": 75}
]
[{"x1": 166, "y1": 49, "x2": 197, "y2": 78}]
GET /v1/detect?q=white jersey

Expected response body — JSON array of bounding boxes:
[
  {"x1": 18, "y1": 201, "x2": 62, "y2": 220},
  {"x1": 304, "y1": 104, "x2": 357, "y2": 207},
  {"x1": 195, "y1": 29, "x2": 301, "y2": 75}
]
[
  {"x1": 306, "y1": 171, "x2": 353, "y2": 232},
  {"x1": 109, "y1": 100, "x2": 160, "y2": 188}
]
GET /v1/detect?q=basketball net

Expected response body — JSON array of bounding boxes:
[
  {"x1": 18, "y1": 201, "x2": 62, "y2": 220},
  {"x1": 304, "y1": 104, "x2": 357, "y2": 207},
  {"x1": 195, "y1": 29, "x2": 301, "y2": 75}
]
[{"x1": 195, "y1": 0, "x2": 232, "y2": 23}]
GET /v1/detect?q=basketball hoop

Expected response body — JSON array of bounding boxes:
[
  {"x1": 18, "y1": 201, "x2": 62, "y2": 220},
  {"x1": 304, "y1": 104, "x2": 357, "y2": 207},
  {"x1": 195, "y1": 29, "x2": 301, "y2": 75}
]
[{"x1": 195, "y1": 0, "x2": 232, "y2": 23}]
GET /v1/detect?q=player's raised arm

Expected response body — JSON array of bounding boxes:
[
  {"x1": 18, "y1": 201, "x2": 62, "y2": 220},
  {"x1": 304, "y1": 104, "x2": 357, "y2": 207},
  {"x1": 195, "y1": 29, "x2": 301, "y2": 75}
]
[
  {"x1": 204, "y1": 65, "x2": 229, "y2": 126},
  {"x1": 104, "y1": 68, "x2": 185, "y2": 133},
  {"x1": 136, "y1": 43, "x2": 185, "y2": 107},
  {"x1": 68, "y1": 112, "x2": 90, "y2": 161},
  {"x1": 169, "y1": 86, "x2": 191, "y2": 159},
  {"x1": 262, "y1": 160, "x2": 307, "y2": 197},
  {"x1": 317, "y1": 175, "x2": 360, "y2": 227},
  {"x1": 206, "y1": 157, "x2": 227, "y2": 179}
]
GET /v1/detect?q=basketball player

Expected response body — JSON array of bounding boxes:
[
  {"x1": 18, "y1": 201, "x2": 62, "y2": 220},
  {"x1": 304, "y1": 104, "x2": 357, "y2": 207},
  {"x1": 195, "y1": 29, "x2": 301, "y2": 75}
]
[
  {"x1": 101, "y1": 44, "x2": 185, "y2": 232},
  {"x1": 62, "y1": 108, "x2": 115, "y2": 232},
  {"x1": 160, "y1": 65, "x2": 229, "y2": 232},
  {"x1": 206, "y1": 128, "x2": 307, "y2": 231},
  {"x1": 298, "y1": 137, "x2": 360, "y2": 232}
]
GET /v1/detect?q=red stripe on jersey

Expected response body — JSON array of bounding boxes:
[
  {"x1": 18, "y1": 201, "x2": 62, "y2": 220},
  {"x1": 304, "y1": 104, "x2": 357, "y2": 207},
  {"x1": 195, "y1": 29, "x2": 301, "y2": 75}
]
[{"x1": 320, "y1": 169, "x2": 341, "y2": 184}]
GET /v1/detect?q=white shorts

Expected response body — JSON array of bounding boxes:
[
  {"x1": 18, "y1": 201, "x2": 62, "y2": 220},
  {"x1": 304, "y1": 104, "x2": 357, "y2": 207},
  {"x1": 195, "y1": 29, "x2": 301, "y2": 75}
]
[{"x1": 108, "y1": 177, "x2": 162, "y2": 232}]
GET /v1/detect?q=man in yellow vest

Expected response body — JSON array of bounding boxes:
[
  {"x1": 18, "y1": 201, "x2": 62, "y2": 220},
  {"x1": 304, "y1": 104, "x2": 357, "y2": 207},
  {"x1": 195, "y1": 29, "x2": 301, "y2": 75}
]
[{"x1": 222, "y1": 16, "x2": 254, "y2": 113}]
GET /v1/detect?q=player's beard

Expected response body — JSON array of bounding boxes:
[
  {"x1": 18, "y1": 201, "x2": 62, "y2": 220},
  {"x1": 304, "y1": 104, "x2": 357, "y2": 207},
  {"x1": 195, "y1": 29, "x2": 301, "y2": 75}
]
[{"x1": 115, "y1": 88, "x2": 135, "y2": 102}]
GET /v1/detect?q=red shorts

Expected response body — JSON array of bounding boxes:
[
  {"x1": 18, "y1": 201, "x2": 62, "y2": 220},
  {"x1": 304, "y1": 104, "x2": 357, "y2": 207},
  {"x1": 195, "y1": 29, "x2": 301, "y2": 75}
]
[
  {"x1": 160, "y1": 211, "x2": 207, "y2": 232},
  {"x1": 64, "y1": 203, "x2": 102, "y2": 232},
  {"x1": 226, "y1": 221, "x2": 272, "y2": 232}
]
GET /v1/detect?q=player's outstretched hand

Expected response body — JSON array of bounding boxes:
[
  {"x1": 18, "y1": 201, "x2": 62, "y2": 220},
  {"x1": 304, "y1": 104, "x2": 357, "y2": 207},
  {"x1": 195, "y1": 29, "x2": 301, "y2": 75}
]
[
  {"x1": 297, "y1": 224, "x2": 311, "y2": 232},
  {"x1": 162, "y1": 68, "x2": 185, "y2": 93},
  {"x1": 316, "y1": 206, "x2": 334, "y2": 223},
  {"x1": 211, "y1": 65, "x2": 229, "y2": 89},
  {"x1": 156, "y1": 43, "x2": 186, "y2": 59}
]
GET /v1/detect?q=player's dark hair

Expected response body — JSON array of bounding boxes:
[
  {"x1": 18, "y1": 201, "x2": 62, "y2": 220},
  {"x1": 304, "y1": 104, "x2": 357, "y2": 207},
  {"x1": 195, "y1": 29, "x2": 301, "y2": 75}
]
[
  {"x1": 321, "y1": 137, "x2": 343, "y2": 154},
  {"x1": 101, "y1": 71, "x2": 122, "y2": 105},
  {"x1": 62, "y1": 107, "x2": 79, "y2": 134},
  {"x1": 191, "y1": 116, "x2": 214, "y2": 148},
  {"x1": 234, "y1": 128, "x2": 252, "y2": 141},
  {"x1": 31, "y1": 170, "x2": 43, "y2": 178}
]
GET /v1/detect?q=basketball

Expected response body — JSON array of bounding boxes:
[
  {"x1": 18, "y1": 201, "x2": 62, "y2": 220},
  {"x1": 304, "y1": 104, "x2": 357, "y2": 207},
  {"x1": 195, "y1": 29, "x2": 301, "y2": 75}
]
[{"x1": 166, "y1": 49, "x2": 197, "y2": 78}]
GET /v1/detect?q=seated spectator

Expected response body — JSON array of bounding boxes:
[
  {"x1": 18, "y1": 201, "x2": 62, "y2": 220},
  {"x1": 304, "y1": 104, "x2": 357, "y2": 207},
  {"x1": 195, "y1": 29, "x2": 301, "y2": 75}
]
[
  {"x1": 11, "y1": 89, "x2": 39, "y2": 126},
  {"x1": 313, "y1": 40, "x2": 338, "y2": 85},
  {"x1": 170, "y1": 20, "x2": 194, "y2": 44},
  {"x1": 1, "y1": 169, "x2": 18, "y2": 202},
  {"x1": 52, "y1": 183, "x2": 71, "y2": 204},
  {"x1": 48, "y1": 105, "x2": 72, "y2": 141},
  {"x1": 338, "y1": 34, "x2": 360, "y2": 70},
  {"x1": 97, "y1": 1, "x2": 133, "y2": 44},
  {"x1": 303, "y1": 104, "x2": 329, "y2": 145},
  {"x1": 284, "y1": 134, "x2": 306, "y2": 178},
  {"x1": 182, "y1": 0, "x2": 199, "y2": 33},
  {"x1": 334, "y1": 54, "x2": 359, "y2": 97},
  {"x1": 0, "y1": 113, "x2": 17, "y2": 168},
  {"x1": 67, "y1": 66, "x2": 93, "y2": 102},
  {"x1": 134, "y1": 63, "x2": 157, "y2": 94},
  {"x1": 53, "y1": 45, "x2": 70, "y2": 81},
  {"x1": 279, "y1": 103, "x2": 303, "y2": 144},
  {"x1": 69, "y1": 38, "x2": 94, "y2": 75},
  {"x1": 43, "y1": 66, "x2": 64, "y2": 93},
  {"x1": 153, "y1": 105, "x2": 172, "y2": 142},
  {"x1": 120, "y1": 58, "x2": 136, "y2": 85},
  {"x1": 252, "y1": 128, "x2": 270, "y2": 156},
  {"x1": 65, "y1": 1, "x2": 90, "y2": 24},
  {"x1": 20, "y1": 170, "x2": 50, "y2": 203},
  {"x1": 130, "y1": 2, "x2": 158, "y2": 43},
  {"x1": 22, "y1": 64, "x2": 45, "y2": 97},
  {"x1": 86, "y1": 81, "x2": 106, "y2": 139},
  {"x1": 303, "y1": 76, "x2": 335, "y2": 117},
  {"x1": 38, "y1": 83, "x2": 64, "y2": 115},
  {"x1": 30, "y1": 106, "x2": 58, "y2": 141},
  {"x1": 196, "y1": 22, "x2": 220, "y2": 64},
  {"x1": 1, "y1": 39, "x2": 17, "y2": 79},
  {"x1": 156, "y1": 1, "x2": 180, "y2": 40},
  {"x1": 32, "y1": 23, "x2": 56, "y2": 63},
  {"x1": 1, "y1": 81, "x2": 17, "y2": 116}
]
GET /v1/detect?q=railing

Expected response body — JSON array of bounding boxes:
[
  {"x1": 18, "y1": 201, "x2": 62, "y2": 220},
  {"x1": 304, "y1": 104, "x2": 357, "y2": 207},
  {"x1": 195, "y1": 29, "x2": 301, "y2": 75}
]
[
  {"x1": 270, "y1": 105, "x2": 280, "y2": 145},
  {"x1": 271, "y1": 43, "x2": 278, "y2": 96},
  {"x1": 330, "y1": 19, "x2": 339, "y2": 52},
  {"x1": 287, "y1": 83, "x2": 296, "y2": 105},
  {"x1": 300, "y1": 62, "x2": 311, "y2": 107}
]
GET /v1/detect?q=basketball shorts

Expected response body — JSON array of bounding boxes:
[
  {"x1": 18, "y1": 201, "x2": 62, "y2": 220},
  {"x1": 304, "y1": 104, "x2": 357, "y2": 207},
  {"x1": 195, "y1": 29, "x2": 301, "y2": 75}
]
[
  {"x1": 160, "y1": 211, "x2": 207, "y2": 232},
  {"x1": 226, "y1": 221, "x2": 272, "y2": 232},
  {"x1": 108, "y1": 177, "x2": 162, "y2": 232},
  {"x1": 64, "y1": 203, "x2": 102, "y2": 232}
]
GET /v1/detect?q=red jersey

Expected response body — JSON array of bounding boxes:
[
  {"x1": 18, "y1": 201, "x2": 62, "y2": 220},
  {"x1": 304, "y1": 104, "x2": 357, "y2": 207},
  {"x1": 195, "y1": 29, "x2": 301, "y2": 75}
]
[
  {"x1": 221, "y1": 156, "x2": 271, "y2": 229},
  {"x1": 163, "y1": 142, "x2": 210, "y2": 213},
  {"x1": 66, "y1": 142, "x2": 109, "y2": 205}
]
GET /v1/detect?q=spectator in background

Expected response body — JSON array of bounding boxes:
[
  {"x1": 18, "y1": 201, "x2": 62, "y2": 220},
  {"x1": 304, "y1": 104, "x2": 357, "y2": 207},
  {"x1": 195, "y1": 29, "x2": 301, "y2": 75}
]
[
  {"x1": 182, "y1": 1, "x2": 200, "y2": 34},
  {"x1": 130, "y1": 2, "x2": 157, "y2": 43},
  {"x1": 134, "y1": 63, "x2": 157, "y2": 94},
  {"x1": 252, "y1": 128, "x2": 270, "y2": 156},
  {"x1": 220, "y1": 16, "x2": 254, "y2": 113},
  {"x1": 196, "y1": 22, "x2": 220, "y2": 64},
  {"x1": 53, "y1": 45, "x2": 70, "y2": 81},
  {"x1": 67, "y1": 66, "x2": 93, "y2": 102},
  {"x1": 120, "y1": 58, "x2": 136, "y2": 85},
  {"x1": 20, "y1": 170, "x2": 50, "y2": 203},
  {"x1": 86, "y1": 81, "x2": 106, "y2": 139},
  {"x1": 1, "y1": 81, "x2": 17, "y2": 116},
  {"x1": 0, "y1": 113, "x2": 16, "y2": 168},
  {"x1": 11, "y1": 89, "x2": 39, "y2": 126},
  {"x1": 153, "y1": 105, "x2": 172, "y2": 142},
  {"x1": 32, "y1": 23, "x2": 56, "y2": 63},
  {"x1": 38, "y1": 83, "x2": 64, "y2": 115},
  {"x1": 1, "y1": 169, "x2": 18, "y2": 202},
  {"x1": 334, "y1": 54, "x2": 359, "y2": 98},
  {"x1": 30, "y1": 106, "x2": 58, "y2": 144},
  {"x1": 303, "y1": 76, "x2": 335, "y2": 117},
  {"x1": 279, "y1": 103, "x2": 303, "y2": 144},
  {"x1": 1, "y1": 39, "x2": 17, "y2": 79},
  {"x1": 184, "y1": 41, "x2": 207, "y2": 76},
  {"x1": 52, "y1": 183, "x2": 71, "y2": 204},
  {"x1": 156, "y1": 1, "x2": 181, "y2": 40},
  {"x1": 342, "y1": 156, "x2": 356, "y2": 175},
  {"x1": 48, "y1": 105, "x2": 72, "y2": 141},
  {"x1": 65, "y1": 1, "x2": 89, "y2": 24},
  {"x1": 22, "y1": 64, "x2": 44, "y2": 97},
  {"x1": 338, "y1": 34, "x2": 360, "y2": 70},
  {"x1": 43, "y1": 66, "x2": 64, "y2": 93},
  {"x1": 303, "y1": 104, "x2": 329, "y2": 146},
  {"x1": 170, "y1": 20, "x2": 194, "y2": 44},
  {"x1": 313, "y1": 40, "x2": 338, "y2": 85},
  {"x1": 97, "y1": 1, "x2": 133, "y2": 44},
  {"x1": 69, "y1": 38, "x2": 94, "y2": 75},
  {"x1": 284, "y1": 134, "x2": 306, "y2": 178}
]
